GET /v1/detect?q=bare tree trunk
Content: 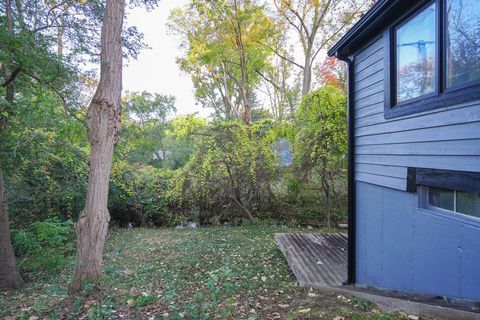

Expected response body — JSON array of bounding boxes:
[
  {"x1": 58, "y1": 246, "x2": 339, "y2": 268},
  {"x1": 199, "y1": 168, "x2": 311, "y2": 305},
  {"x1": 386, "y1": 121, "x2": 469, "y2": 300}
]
[
  {"x1": 243, "y1": 206, "x2": 254, "y2": 223},
  {"x1": 238, "y1": 48, "x2": 251, "y2": 124},
  {"x1": 0, "y1": 165, "x2": 25, "y2": 289},
  {"x1": 57, "y1": 22, "x2": 64, "y2": 58},
  {"x1": 220, "y1": 62, "x2": 237, "y2": 119},
  {"x1": 231, "y1": 195, "x2": 254, "y2": 223},
  {"x1": 302, "y1": 55, "x2": 312, "y2": 96},
  {"x1": 69, "y1": 0, "x2": 124, "y2": 293},
  {"x1": 240, "y1": 82, "x2": 251, "y2": 124},
  {"x1": 232, "y1": 0, "x2": 251, "y2": 125}
]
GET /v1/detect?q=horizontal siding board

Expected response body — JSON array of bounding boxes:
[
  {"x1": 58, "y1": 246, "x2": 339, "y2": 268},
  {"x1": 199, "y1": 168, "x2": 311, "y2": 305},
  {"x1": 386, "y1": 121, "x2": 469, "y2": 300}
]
[
  {"x1": 355, "y1": 80, "x2": 384, "y2": 100},
  {"x1": 356, "y1": 59, "x2": 384, "y2": 82},
  {"x1": 356, "y1": 102, "x2": 476, "y2": 128},
  {"x1": 356, "y1": 121, "x2": 480, "y2": 145},
  {"x1": 356, "y1": 172, "x2": 405, "y2": 191},
  {"x1": 355, "y1": 91, "x2": 384, "y2": 109},
  {"x1": 355, "y1": 46, "x2": 383, "y2": 66},
  {"x1": 356, "y1": 139, "x2": 480, "y2": 156},
  {"x1": 356, "y1": 155, "x2": 480, "y2": 173},
  {"x1": 356, "y1": 112, "x2": 385, "y2": 128},
  {"x1": 355, "y1": 49, "x2": 384, "y2": 74},
  {"x1": 356, "y1": 104, "x2": 480, "y2": 137},
  {"x1": 355, "y1": 36, "x2": 383, "y2": 63},
  {"x1": 356, "y1": 102, "x2": 384, "y2": 118},
  {"x1": 356, "y1": 163, "x2": 407, "y2": 179},
  {"x1": 356, "y1": 69, "x2": 384, "y2": 92}
]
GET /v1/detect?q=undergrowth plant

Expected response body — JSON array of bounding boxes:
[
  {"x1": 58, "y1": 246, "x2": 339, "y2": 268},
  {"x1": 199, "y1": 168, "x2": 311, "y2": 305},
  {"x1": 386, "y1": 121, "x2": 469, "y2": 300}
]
[{"x1": 12, "y1": 218, "x2": 75, "y2": 273}]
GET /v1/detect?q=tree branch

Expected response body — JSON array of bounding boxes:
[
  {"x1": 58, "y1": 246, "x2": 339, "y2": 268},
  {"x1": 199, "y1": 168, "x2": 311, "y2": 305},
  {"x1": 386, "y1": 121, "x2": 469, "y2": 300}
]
[
  {"x1": 255, "y1": 41, "x2": 304, "y2": 70},
  {"x1": 0, "y1": 67, "x2": 22, "y2": 88}
]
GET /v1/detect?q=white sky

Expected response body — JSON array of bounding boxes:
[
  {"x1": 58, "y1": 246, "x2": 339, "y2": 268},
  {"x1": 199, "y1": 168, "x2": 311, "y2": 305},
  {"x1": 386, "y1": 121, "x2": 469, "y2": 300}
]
[{"x1": 123, "y1": 0, "x2": 210, "y2": 117}]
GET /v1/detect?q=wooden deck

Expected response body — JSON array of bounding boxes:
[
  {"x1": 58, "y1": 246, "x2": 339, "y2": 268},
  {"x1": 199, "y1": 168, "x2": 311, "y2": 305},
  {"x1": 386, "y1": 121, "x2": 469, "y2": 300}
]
[
  {"x1": 276, "y1": 233, "x2": 347, "y2": 287},
  {"x1": 276, "y1": 233, "x2": 480, "y2": 318}
]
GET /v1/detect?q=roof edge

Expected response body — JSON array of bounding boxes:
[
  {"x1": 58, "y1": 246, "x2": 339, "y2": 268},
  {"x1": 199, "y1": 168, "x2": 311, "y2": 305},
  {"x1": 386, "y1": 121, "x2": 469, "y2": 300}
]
[{"x1": 327, "y1": 0, "x2": 391, "y2": 58}]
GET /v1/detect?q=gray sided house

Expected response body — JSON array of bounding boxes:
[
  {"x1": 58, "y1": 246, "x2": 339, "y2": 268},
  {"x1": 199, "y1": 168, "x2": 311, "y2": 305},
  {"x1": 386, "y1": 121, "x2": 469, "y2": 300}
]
[{"x1": 329, "y1": 0, "x2": 480, "y2": 301}]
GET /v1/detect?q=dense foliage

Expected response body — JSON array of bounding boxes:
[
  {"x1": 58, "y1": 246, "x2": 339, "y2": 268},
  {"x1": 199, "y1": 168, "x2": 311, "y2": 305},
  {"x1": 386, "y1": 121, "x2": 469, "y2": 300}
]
[
  {"x1": 5, "y1": 85, "x2": 348, "y2": 234},
  {"x1": 172, "y1": 120, "x2": 277, "y2": 224},
  {"x1": 12, "y1": 218, "x2": 75, "y2": 274},
  {"x1": 0, "y1": 0, "x2": 365, "y2": 288},
  {"x1": 292, "y1": 86, "x2": 348, "y2": 227},
  {"x1": 105, "y1": 86, "x2": 347, "y2": 228}
]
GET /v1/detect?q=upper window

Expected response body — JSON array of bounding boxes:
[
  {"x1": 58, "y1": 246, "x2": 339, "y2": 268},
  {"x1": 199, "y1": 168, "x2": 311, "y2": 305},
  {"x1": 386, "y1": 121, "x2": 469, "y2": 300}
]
[
  {"x1": 396, "y1": 2, "x2": 436, "y2": 103},
  {"x1": 385, "y1": 0, "x2": 480, "y2": 118},
  {"x1": 446, "y1": 0, "x2": 480, "y2": 87}
]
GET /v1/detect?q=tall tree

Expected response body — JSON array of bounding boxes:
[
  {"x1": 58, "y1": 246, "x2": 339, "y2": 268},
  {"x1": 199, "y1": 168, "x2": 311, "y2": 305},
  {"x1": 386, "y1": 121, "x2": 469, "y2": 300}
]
[
  {"x1": 0, "y1": 0, "x2": 152, "y2": 290},
  {"x1": 69, "y1": 0, "x2": 124, "y2": 292},
  {"x1": 0, "y1": 0, "x2": 97, "y2": 289},
  {"x1": 168, "y1": 0, "x2": 275, "y2": 124},
  {"x1": 0, "y1": 0, "x2": 25, "y2": 290},
  {"x1": 273, "y1": 0, "x2": 372, "y2": 96}
]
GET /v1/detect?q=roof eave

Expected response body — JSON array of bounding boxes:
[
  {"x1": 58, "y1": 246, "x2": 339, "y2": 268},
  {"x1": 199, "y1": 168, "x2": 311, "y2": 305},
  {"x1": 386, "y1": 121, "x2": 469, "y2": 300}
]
[{"x1": 327, "y1": 0, "x2": 392, "y2": 58}]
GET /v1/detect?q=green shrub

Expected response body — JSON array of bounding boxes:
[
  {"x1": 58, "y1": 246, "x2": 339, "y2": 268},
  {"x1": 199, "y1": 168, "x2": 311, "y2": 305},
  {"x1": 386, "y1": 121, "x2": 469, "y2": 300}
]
[
  {"x1": 171, "y1": 120, "x2": 278, "y2": 224},
  {"x1": 291, "y1": 85, "x2": 348, "y2": 227},
  {"x1": 12, "y1": 218, "x2": 75, "y2": 273},
  {"x1": 109, "y1": 163, "x2": 175, "y2": 227}
]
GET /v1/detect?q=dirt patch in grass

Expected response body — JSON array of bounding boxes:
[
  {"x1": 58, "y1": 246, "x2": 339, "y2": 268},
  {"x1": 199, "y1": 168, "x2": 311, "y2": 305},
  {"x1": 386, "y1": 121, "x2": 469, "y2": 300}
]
[{"x1": 1, "y1": 226, "x2": 411, "y2": 319}]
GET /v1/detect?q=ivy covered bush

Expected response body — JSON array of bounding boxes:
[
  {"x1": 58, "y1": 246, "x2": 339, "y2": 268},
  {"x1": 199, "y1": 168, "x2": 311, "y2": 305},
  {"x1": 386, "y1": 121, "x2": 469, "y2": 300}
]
[
  {"x1": 171, "y1": 120, "x2": 278, "y2": 225},
  {"x1": 290, "y1": 85, "x2": 348, "y2": 227}
]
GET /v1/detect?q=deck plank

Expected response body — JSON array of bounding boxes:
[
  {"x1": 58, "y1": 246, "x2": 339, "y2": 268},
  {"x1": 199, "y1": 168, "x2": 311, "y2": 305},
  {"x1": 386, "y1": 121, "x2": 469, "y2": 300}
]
[{"x1": 276, "y1": 233, "x2": 348, "y2": 287}]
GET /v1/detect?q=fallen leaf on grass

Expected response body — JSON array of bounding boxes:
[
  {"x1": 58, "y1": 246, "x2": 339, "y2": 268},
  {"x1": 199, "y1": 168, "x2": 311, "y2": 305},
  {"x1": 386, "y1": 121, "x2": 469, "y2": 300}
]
[{"x1": 84, "y1": 300, "x2": 95, "y2": 308}]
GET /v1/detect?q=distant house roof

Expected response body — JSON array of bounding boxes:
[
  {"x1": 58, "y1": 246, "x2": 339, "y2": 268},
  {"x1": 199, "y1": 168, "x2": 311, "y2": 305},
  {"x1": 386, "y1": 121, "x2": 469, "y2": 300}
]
[{"x1": 328, "y1": 0, "x2": 421, "y2": 59}]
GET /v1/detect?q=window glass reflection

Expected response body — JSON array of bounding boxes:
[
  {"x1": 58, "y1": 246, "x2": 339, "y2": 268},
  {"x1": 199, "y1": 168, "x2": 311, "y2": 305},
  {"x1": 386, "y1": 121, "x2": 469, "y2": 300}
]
[
  {"x1": 429, "y1": 187, "x2": 454, "y2": 211},
  {"x1": 447, "y1": 0, "x2": 480, "y2": 87},
  {"x1": 456, "y1": 191, "x2": 475, "y2": 215},
  {"x1": 396, "y1": 3, "x2": 436, "y2": 103}
]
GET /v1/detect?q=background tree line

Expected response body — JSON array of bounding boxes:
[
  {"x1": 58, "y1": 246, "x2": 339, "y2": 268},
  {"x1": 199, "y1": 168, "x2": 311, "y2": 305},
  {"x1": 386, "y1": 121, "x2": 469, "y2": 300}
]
[{"x1": 0, "y1": 0, "x2": 374, "y2": 290}]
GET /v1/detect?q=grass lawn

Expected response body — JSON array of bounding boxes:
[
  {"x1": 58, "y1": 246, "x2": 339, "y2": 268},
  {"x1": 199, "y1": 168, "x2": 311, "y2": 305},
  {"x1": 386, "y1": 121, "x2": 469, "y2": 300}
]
[{"x1": 1, "y1": 226, "x2": 407, "y2": 319}]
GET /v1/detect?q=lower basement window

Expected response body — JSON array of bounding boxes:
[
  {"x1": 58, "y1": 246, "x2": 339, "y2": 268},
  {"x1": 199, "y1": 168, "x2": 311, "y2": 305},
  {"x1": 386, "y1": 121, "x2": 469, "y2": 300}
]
[{"x1": 427, "y1": 187, "x2": 480, "y2": 218}]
